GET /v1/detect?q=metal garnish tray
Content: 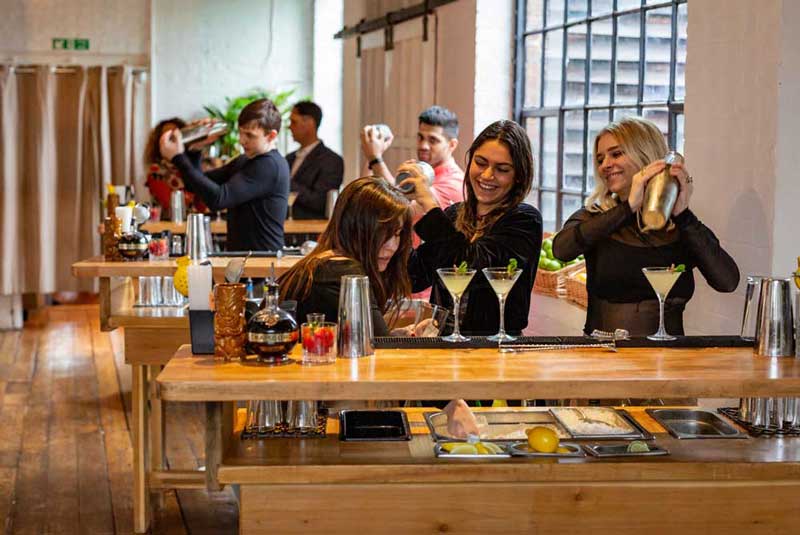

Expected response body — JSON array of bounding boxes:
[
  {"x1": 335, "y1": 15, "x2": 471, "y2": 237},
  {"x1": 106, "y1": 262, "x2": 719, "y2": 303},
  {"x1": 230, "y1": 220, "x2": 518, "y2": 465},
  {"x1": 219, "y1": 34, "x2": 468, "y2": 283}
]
[
  {"x1": 424, "y1": 409, "x2": 571, "y2": 442},
  {"x1": 508, "y1": 442, "x2": 585, "y2": 458},
  {"x1": 583, "y1": 443, "x2": 669, "y2": 458},
  {"x1": 550, "y1": 408, "x2": 653, "y2": 440},
  {"x1": 433, "y1": 442, "x2": 512, "y2": 459}
]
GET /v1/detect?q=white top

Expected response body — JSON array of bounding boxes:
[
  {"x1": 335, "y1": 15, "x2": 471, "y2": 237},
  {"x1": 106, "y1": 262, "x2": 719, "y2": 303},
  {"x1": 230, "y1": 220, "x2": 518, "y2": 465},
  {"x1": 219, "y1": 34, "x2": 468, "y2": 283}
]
[{"x1": 290, "y1": 140, "x2": 321, "y2": 178}]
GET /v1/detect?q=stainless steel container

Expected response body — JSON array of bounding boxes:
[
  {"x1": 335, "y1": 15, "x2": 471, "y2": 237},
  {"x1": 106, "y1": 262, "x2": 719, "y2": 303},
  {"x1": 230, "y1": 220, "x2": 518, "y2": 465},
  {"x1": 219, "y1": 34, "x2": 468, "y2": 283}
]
[
  {"x1": 180, "y1": 121, "x2": 228, "y2": 145},
  {"x1": 325, "y1": 189, "x2": 338, "y2": 219},
  {"x1": 337, "y1": 275, "x2": 374, "y2": 358},
  {"x1": 286, "y1": 400, "x2": 318, "y2": 432},
  {"x1": 755, "y1": 277, "x2": 796, "y2": 357},
  {"x1": 396, "y1": 160, "x2": 435, "y2": 194},
  {"x1": 639, "y1": 151, "x2": 683, "y2": 232},
  {"x1": 186, "y1": 213, "x2": 208, "y2": 260},
  {"x1": 740, "y1": 275, "x2": 766, "y2": 340},
  {"x1": 170, "y1": 190, "x2": 185, "y2": 223},
  {"x1": 245, "y1": 400, "x2": 284, "y2": 434}
]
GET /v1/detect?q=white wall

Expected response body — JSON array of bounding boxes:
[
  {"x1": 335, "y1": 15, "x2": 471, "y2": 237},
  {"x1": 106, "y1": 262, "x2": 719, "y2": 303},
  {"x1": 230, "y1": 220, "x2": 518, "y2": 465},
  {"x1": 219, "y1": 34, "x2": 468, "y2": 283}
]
[
  {"x1": 312, "y1": 0, "x2": 344, "y2": 155},
  {"x1": 684, "y1": 0, "x2": 800, "y2": 334},
  {"x1": 152, "y1": 0, "x2": 314, "y2": 124},
  {"x1": 0, "y1": 0, "x2": 148, "y2": 64}
]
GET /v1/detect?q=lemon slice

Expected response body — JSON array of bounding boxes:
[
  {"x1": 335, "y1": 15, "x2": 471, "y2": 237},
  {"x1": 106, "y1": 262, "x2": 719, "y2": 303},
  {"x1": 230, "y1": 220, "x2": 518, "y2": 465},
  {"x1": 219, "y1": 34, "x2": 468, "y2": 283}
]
[
  {"x1": 627, "y1": 441, "x2": 650, "y2": 453},
  {"x1": 449, "y1": 444, "x2": 478, "y2": 455}
]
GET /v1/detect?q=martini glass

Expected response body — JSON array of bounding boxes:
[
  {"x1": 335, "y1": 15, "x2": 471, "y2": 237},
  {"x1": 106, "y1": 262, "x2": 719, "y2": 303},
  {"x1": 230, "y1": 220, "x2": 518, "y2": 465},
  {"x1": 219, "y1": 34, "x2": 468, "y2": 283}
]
[
  {"x1": 482, "y1": 267, "x2": 523, "y2": 342},
  {"x1": 436, "y1": 267, "x2": 477, "y2": 342},
  {"x1": 642, "y1": 267, "x2": 682, "y2": 341}
]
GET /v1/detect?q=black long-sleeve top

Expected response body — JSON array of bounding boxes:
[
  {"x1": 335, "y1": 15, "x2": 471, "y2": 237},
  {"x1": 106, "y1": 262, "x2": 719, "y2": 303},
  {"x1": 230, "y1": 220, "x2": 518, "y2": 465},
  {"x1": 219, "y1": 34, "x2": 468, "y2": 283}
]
[
  {"x1": 172, "y1": 150, "x2": 290, "y2": 251},
  {"x1": 287, "y1": 258, "x2": 389, "y2": 336},
  {"x1": 552, "y1": 202, "x2": 740, "y2": 335},
  {"x1": 408, "y1": 203, "x2": 543, "y2": 336}
]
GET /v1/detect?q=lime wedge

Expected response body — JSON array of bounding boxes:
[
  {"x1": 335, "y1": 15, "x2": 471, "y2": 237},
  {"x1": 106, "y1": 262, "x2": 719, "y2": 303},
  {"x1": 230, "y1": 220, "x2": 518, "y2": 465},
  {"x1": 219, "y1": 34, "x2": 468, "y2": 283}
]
[{"x1": 627, "y1": 441, "x2": 650, "y2": 453}]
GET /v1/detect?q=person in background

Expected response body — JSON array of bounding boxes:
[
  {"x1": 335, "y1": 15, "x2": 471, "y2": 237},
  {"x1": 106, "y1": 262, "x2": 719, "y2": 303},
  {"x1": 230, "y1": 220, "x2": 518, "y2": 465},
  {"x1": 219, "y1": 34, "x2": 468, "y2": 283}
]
[
  {"x1": 552, "y1": 116, "x2": 739, "y2": 336},
  {"x1": 361, "y1": 105, "x2": 465, "y2": 220},
  {"x1": 143, "y1": 117, "x2": 207, "y2": 219},
  {"x1": 287, "y1": 101, "x2": 344, "y2": 219},
  {"x1": 159, "y1": 98, "x2": 290, "y2": 252},
  {"x1": 278, "y1": 177, "x2": 413, "y2": 335},
  {"x1": 403, "y1": 120, "x2": 542, "y2": 336}
]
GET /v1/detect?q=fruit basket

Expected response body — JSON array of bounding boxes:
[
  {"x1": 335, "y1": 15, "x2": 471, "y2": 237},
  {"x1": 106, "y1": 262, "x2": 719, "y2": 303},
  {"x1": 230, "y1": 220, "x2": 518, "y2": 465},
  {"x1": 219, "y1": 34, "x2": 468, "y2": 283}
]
[
  {"x1": 534, "y1": 261, "x2": 585, "y2": 298},
  {"x1": 565, "y1": 268, "x2": 588, "y2": 309}
]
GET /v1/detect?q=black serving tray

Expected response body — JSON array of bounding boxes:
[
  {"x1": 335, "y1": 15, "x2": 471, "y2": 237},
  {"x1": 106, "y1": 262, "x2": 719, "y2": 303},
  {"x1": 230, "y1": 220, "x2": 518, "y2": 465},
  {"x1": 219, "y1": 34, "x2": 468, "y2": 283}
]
[
  {"x1": 339, "y1": 410, "x2": 412, "y2": 441},
  {"x1": 372, "y1": 335, "x2": 753, "y2": 350}
]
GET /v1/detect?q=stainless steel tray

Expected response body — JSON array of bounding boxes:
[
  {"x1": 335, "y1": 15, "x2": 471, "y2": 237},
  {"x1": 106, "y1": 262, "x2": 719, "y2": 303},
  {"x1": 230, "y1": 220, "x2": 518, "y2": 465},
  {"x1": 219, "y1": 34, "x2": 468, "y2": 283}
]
[
  {"x1": 508, "y1": 442, "x2": 584, "y2": 458},
  {"x1": 550, "y1": 407, "x2": 652, "y2": 440},
  {"x1": 583, "y1": 443, "x2": 669, "y2": 458},
  {"x1": 646, "y1": 409, "x2": 746, "y2": 439},
  {"x1": 424, "y1": 410, "x2": 571, "y2": 442},
  {"x1": 433, "y1": 442, "x2": 512, "y2": 459}
]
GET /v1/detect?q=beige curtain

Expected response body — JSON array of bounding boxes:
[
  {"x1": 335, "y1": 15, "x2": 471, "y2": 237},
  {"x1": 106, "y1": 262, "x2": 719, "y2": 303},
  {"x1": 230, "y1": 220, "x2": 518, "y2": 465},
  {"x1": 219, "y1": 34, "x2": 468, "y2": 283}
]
[{"x1": 0, "y1": 64, "x2": 148, "y2": 294}]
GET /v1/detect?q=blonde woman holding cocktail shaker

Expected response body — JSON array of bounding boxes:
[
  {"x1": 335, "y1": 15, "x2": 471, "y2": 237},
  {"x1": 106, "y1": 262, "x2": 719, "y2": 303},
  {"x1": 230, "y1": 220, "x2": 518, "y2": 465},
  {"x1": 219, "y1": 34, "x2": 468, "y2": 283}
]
[{"x1": 553, "y1": 116, "x2": 739, "y2": 336}]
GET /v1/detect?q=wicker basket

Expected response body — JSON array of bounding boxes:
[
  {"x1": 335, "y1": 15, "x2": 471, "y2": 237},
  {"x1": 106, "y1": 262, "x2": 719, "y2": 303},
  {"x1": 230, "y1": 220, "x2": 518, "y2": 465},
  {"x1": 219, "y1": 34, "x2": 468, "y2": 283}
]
[
  {"x1": 565, "y1": 268, "x2": 588, "y2": 309},
  {"x1": 533, "y1": 260, "x2": 585, "y2": 298}
]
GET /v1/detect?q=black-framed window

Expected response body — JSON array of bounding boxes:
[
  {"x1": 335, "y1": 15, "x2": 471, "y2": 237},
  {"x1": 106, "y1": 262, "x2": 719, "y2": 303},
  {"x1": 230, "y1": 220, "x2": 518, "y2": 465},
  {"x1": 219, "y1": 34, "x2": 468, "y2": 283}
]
[{"x1": 514, "y1": 0, "x2": 688, "y2": 232}]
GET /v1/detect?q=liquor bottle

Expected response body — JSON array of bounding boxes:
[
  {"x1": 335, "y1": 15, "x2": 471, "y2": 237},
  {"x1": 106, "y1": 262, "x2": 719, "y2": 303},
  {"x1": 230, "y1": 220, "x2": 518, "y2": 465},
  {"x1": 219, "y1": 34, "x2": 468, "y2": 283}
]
[{"x1": 246, "y1": 281, "x2": 298, "y2": 365}]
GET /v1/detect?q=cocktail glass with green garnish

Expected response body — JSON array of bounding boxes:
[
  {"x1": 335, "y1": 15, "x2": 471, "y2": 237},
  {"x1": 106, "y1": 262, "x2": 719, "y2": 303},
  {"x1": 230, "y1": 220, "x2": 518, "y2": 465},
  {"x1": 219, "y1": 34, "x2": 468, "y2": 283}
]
[
  {"x1": 642, "y1": 265, "x2": 684, "y2": 341},
  {"x1": 482, "y1": 260, "x2": 523, "y2": 342},
  {"x1": 436, "y1": 265, "x2": 476, "y2": 342}
]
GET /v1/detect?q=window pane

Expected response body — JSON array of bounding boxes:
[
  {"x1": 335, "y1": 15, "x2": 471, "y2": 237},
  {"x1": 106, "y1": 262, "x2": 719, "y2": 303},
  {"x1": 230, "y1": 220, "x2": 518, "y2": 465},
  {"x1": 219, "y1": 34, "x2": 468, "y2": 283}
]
[
  {"x1": 542, "y1": 116, "x2": 559, "y2": 189},
  {"x1": 547, "y1": 0, "x2": 565, "y2": 25},
  {"x1": 525, "y1": 117, "x2": 541, "y2": 186},
  {"x1": 524, "y1": 34, "x2": 543, "y2": 108},
  {"x1": 544, "y1": 30, "x2": 565, "y2": 107},
  {"x1": 675, "y1": 113, "x2": 685, "y2": 154},
  {"x1": 561, "y1": 194, "x2": 583, "y2": 228},
  {"x1": 615, "y1": 12, "x2": 641, "y2": 103},
  {"x1": 675, "y1": 2, "x2": 687, "y2": 100},
  {"x1": 541, "y1": 191, "x2": 557, "y2": 233},
  {"x1": 565, "y1": 24, "x2": 587, "y2": 106},
  {"x1": 527, "y1": 0, "x2": 545, "y2": 31},
  {"x1": 562, "y1": 110, "x2": 584, "y2": 192},
  {"x1": 589, "y1": 18, "x2": 612, "y2": 104},
  {"x1": 617, "y1": 0, "x2": 641, "y2": 10},
  {"x1": 567, "y1": 0, "x2": 588, "y2": 22},
  {"x1": 591, "y1": 0, "x2": 613, "y2": 16},
  {"x1": 613, "y1": 107, "x2": 638, "y2": 121},
  {"x1": 642, "y1": 107, "x2": 669, "y2": 144},
  {"x1": 643, "y1": 7, "x2": 672, "y2": 101},
  {"x1": 586, "y1": 109, "x2": 610, "y2": 193}
]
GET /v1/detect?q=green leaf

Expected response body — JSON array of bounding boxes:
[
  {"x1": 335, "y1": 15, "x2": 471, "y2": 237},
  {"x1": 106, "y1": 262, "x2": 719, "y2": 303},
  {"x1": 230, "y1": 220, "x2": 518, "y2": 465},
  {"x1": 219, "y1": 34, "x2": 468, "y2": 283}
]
[
  {"x1": 456, "y1": 261, "x2": 468, "y2": 275},
  {"x1": 673, "y1": 264, "x2": 686, "y2": 273},
  {"x1": 507, "y1": 258, "x2": 518, "y2": 275}
]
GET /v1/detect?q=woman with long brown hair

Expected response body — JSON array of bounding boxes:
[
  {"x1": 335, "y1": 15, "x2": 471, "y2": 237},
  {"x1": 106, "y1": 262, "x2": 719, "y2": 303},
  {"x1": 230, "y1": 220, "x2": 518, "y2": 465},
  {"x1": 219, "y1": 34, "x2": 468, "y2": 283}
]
[
  {"x1": 401, "y1": 120, "x2": 543, "y2": 336},
  {"x1": 278, "y1": 176, "x2": 413, "y2": 335}
]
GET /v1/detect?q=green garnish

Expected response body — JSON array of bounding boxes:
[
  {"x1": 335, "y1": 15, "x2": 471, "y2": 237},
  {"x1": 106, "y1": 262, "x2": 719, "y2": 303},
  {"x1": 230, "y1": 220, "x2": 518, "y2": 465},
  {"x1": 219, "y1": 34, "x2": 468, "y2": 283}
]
[
  {"x1": 455, "y1": 261, "x2": 468, "y2": 275},
  {"x1": 507, "y1": 258, "x2": 518, "y2": 275},
  {"x1": 672, "y1": 263, "x2": 686, "y2": 273}
]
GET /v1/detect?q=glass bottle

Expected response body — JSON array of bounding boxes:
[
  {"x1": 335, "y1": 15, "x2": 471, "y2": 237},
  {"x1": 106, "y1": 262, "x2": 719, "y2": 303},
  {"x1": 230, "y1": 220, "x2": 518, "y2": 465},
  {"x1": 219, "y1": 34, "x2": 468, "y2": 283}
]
[{"x1": 246, "y1": 281, "x2": 299, "y2": 365}]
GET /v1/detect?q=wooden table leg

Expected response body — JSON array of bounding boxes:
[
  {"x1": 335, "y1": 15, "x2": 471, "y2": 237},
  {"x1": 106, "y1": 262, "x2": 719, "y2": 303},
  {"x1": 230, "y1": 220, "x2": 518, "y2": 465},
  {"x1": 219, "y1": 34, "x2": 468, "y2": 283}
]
[
  {"x1": 205, "y1": 401, "x2": 233, "y2": 492},
  {"x1": 148, "y1": 365, "x2": 165, "y2": 509},
  {"x1": 132, "y1": 364, "x2": 151, "y2": 533}
]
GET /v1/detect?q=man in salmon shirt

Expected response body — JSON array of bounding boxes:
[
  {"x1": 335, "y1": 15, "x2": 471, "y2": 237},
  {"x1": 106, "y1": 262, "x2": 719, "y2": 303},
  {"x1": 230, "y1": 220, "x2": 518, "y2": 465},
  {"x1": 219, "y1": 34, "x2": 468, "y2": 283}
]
[{"x1": 361, "y1": 105, "x2": 464, "y2": 235}]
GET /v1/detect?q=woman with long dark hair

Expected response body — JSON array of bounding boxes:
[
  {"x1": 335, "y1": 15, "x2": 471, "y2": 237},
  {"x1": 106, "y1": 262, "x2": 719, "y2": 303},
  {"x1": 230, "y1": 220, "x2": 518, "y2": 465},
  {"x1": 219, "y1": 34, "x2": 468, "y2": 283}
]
[
  {"x1": 402, "y1": 120, "x2": 543, "y2": 336},
  {"x1": 278, "y1": 176, "x2": 413, "y2": 335}
]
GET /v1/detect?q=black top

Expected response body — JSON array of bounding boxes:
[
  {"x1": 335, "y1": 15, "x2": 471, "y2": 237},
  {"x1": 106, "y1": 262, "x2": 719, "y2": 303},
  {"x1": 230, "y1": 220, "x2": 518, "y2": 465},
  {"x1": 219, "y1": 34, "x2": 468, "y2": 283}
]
[
  {"x1": 552, "y1": 202, "x2": 740, "y2": 335},
  {"x1": 287, "y1": 141, "x2": 344, "y2": 220},
  {"x1": 288, "y1": 257, "x2": 389, "y2": 336},
  {"x1": 408, "y1": 203, "x2": 543, "y2": 336},
  {"x1": 173, "y1": 150, "x2": 290, "y2": 251}
]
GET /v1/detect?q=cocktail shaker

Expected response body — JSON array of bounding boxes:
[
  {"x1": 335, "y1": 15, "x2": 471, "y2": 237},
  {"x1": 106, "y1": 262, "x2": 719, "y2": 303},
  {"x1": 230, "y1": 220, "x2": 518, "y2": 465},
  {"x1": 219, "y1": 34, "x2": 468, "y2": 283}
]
[
  {"x1": 754, "y1": 276, "x2": 796, "y2": 357},
  {"x1": 325, "y1": 189, "x2": 338, "y2": 219},
  {"x1": 396, "y1": 161, "x2": 435, "y2": 194},
  {"x1": 171, "y1": 190, "x2": 185, "y2": 222},
  {"x1": 337, "y1": 275, "x2": 374, "y2": 358},
  {"x1": 180, "y1": 121, "x2": 228, "y2": 145},
  {"x1": 639, "y1": 151, "x2": 683, "y2": 232},
  {"x1": 186, "y1": 213, "x2": 208, "y2": 260}
]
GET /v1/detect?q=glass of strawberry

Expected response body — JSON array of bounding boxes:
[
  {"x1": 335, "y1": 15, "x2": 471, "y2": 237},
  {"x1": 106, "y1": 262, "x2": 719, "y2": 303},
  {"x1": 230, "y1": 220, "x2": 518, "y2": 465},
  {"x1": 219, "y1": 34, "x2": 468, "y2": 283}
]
[{"x1": 300, "y1": 321, "x2": 337, "y2": 365}]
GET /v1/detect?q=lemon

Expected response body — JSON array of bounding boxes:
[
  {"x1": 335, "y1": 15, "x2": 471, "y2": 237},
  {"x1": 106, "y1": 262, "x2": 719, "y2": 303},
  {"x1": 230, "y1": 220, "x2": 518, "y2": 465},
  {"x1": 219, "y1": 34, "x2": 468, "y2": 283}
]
[
  {"x1": 474, "y1": 443, "x2": 490, "y2": 455},
  {"x1": 526, "y1": 426, "x2": 559, "y2": 453},
  {"x1": 482, "y1": 442, "x2": 504, "y2": 454},
  {"x1": 449, "y1": 444, "x2": 478, "y2": 455},
  {"x1": 440, "y1": 442, "x2": 460, "y2": 453}
]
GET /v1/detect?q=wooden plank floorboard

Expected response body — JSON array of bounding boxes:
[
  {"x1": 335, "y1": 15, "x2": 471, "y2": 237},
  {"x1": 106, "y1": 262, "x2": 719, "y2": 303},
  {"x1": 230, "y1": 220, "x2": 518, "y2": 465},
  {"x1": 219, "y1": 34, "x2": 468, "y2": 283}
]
[{"x1": 4, "y1": 304, "x2": 239, "y2": 534}]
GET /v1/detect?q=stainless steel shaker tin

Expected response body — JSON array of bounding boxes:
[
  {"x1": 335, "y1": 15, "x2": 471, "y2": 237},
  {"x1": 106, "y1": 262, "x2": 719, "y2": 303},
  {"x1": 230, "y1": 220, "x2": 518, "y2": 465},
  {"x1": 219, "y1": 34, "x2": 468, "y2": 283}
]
[{"x1": 639, "y1": 151, "x2": 684, "y2": 232}]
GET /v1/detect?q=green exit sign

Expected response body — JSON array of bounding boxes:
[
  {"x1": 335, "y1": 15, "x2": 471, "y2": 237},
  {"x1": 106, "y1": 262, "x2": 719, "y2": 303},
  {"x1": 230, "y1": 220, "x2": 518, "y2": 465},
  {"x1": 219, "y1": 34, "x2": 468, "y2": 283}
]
[{"x1": 52, "y1": 38, "x2": 90, "y2": 51}]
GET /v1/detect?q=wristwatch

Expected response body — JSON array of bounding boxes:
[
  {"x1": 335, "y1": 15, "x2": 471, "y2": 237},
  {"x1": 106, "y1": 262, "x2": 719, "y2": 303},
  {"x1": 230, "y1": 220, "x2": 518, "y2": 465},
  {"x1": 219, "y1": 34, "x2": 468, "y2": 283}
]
[{"x1": 368, "y1": 157, "x2": 383, "y2": 168}]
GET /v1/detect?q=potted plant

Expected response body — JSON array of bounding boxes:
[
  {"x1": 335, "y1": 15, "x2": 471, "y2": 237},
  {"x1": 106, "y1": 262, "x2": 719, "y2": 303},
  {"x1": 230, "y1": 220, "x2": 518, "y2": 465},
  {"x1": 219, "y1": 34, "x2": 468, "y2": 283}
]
[{"x1": 204, "y1": 88, "x2": 297, "y2": 158}]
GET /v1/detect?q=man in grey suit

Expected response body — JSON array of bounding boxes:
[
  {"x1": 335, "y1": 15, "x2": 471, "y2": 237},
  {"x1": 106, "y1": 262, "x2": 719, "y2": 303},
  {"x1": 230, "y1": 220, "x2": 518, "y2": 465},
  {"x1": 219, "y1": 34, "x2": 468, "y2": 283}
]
[{"x1": 286, "y1": 101, "x2": 344, "y2": 219}]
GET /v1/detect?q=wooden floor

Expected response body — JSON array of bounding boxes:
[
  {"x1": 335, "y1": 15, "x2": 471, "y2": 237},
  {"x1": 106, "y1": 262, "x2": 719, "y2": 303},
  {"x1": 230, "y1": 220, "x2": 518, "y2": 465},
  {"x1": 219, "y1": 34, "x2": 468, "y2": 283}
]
[{"x1": 0, "y1": 305, "x2": 238, "y2": 535}]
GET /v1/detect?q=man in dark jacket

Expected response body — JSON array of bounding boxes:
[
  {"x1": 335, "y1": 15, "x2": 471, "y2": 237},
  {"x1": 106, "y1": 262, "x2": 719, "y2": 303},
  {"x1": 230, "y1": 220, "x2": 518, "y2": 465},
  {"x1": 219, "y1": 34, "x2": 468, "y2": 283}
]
[{"x1": 286, "y1": 101, "x2": 344, "y2": 219}]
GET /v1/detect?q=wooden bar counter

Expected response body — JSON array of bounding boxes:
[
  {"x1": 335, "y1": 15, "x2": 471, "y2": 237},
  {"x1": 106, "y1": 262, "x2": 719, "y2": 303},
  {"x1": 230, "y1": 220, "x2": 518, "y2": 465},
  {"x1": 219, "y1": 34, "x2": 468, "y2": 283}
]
[
  {"x1": 71, "y1": 255, "x2": 303, "y2": 533},
  {"x1": 158, "y1": 345, "x2": 800, "y2": 534},
  {"x1": 140, "y1": 218, "x2": 328, "y2": 236}
]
